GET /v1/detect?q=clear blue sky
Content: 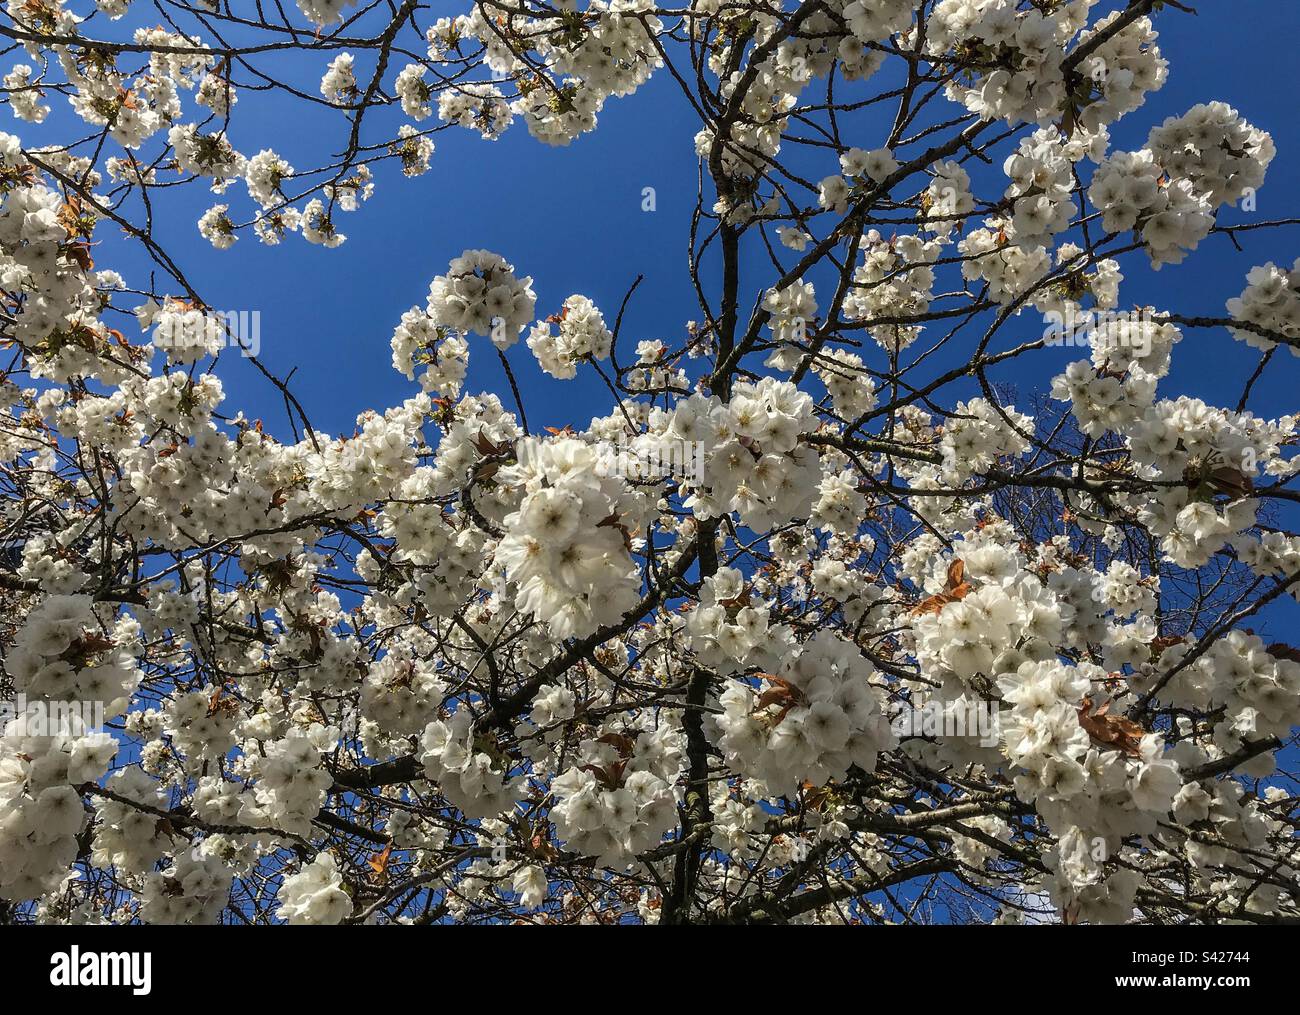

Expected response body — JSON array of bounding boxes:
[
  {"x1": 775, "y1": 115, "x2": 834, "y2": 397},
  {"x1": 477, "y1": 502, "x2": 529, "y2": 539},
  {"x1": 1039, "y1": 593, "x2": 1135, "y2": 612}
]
[
  {"x1": 21, "y1": 1, "x2": 1300, "y2": 630},
  {"x1": 59, "y1": 2, "x2": 1294, "y2": 434}
]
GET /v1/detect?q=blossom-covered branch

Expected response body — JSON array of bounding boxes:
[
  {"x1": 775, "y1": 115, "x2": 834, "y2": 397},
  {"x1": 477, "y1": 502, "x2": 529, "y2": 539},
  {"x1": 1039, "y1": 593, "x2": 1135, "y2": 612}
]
[{"x1": 0, "y1": 0, "x2": 1298, "y2": 926}]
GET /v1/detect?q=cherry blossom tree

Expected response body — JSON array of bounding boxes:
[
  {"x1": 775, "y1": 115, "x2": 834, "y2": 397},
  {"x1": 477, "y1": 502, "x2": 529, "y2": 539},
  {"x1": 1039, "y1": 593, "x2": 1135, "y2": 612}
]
[{"x1": 1, "y1": 0, "x2": 1298, "y2": 926}]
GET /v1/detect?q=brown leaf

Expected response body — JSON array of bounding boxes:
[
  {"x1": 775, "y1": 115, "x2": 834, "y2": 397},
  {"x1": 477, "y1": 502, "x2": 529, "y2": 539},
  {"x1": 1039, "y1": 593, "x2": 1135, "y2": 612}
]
[
  {"x1": 753, "y1": 676, "x2": 804, "y2": 713},
  {"x1": 368, "y1": 843, "x2": 393, "y2": 876},
  {"x1": 60, "y1": 633, "x2": 115, "y2": 664},
  {"x1": 206, "y1": 682, "x2": 239, "y2": 717},
  {"x1": 1077, "y1": 695, "x2": 1145, "y2": 757},
  {"x1": 529, "y1": 830, "x2": 559, "y2": 862},
  {"x1": 802, "y1": 781, "x2": 830, "y2": 812},
  {"x1": 1267, "y1": 642, "x2": 1300, "y2": 665},
  {"x1": 595, "y1": 732, "x2": 636, "y2": 758},
  {"x1": 911, "y1": 585, "x2": 972, "y2": 616},
  {"x1": 473, "y1": 427, "x2": 508, "y2": 457},
  {"x1": 580, "y1": 761, "x2": 626, "y2": 789},
  {"x1": 1149, "y1": 634, "x2": 1184, "y2": 657},
  {"x1": 754, "y1": 685, "x2": 794, "y2": 711},
  {"x1": 66, "y1": 243, "x2": 94, "y2": 271},
  {"x1": 910, "y1": 558, "x2": 974, "y2": 616}
]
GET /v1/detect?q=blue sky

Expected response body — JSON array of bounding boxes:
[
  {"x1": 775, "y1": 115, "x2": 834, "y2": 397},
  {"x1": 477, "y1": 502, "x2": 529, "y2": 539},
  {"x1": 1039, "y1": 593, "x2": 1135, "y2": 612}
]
[
  {"x1": 17, "y1": 1, "x2": 1300, "y2": 633},
  {"x1": 51, "y1": 2, "x2": 1297, "y2": 440}
]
